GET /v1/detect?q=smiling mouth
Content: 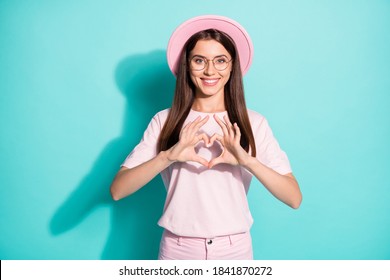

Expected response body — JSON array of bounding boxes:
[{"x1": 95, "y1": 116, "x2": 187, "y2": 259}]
[{"x1": 201, "y1": 78, "x2": 219, "y2": 86}]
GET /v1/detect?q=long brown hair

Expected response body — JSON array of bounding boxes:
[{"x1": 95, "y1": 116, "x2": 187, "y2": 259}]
[{"x1": 158, "y1": 29, "x2": 256, "y2": 157}]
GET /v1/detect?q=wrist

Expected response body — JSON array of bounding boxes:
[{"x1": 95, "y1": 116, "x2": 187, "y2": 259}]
[
  {"x1": 239, "y1": 154, "x2": 257, "y2": 169},
  {"x1": 161, "y1": 146, "x2": 179, "y2": 164},
  {"x1": 158, "y1": 150, "x2": 176, "y2": 166}
]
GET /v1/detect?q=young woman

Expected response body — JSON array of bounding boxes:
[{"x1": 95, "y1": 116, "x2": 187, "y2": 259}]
[{"x1": 110, "y1": 15, "x2": 302, "y2": 260}]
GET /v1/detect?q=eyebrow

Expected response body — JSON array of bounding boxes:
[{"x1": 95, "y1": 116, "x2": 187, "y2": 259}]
[{"x1": 191, "y1": 54, "x2": 230, "y2": 59}]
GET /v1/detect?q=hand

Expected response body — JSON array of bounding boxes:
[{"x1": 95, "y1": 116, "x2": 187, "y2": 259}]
[
  {"x1": 208, "y1": 115, "x2": 251, "y2": 168},
  {"x1": 167, "y1": 116, "x2": 210, "y2": 167}
]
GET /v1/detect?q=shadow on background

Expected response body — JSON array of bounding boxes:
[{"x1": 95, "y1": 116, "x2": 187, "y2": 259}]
[{"x1": 49, "y1": 50, "x2": 175, "y2": 259}]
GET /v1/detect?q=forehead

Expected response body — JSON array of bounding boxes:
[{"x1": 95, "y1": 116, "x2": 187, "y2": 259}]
[{"x1": 190, "y1": 39, "x2": 230, "y2": 57}]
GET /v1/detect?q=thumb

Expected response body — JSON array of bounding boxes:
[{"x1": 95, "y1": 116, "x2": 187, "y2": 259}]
[
  {"x1": 197, "y1": 133, "x2": 210, "y2": 146},
  {"x1": 193, "y1": 155, "x2": 209, "y2": 167},
  {"x1": 208, "y1": 133, "x2": 223, "y2": 147},
  {"x1": 208, "y1": 156, "x2": 224, "y2": 169}
]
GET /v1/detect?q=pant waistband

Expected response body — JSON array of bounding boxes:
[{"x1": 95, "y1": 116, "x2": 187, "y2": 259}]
[{"x1": 163, "y1": 230, "x2": 249, "y2": 246}]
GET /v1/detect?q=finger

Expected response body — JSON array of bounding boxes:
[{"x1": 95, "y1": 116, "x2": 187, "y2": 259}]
[
  {"x1": 179, "y1": 123, "x2": 189, "y2": 138},
  {"x1": 188, "y1": 116, "x2": 201, "y2": 129},
  {"x1": 233, "y1": 123, "x2": 241, "y2": 143},
  {"x1": 223, "y1": 115, "x2": 233, "y2": 127},
  {"x1": 181, "y1": 117, "x2": 198, "y2": 133},
  {"x1": 193, "y1": 115, "x2": 210, "y2": 131},
  {"x1": 214, "y1": 114, "x2": 229, "y2": 136},
  {"x1": 193, "y1": 155, "x2": 209, "y2": 167},
  {"x1": 197, "y1": 133, "x2": 209, "y2": 146},
  {"x1": 199, "y1": 115, "x2": 210, "y2": 126},
  {"x1": 208, "y1": 133, "x2": 223, "y2": 147},
  {"x1": 181, "y1": 122, "x2": 190, "y2": 132},
  {"x1": 208, "y1": 156, "x2": 224, "y2": 168},
  {"x1": 223, "y1": 115, "x2": 235, "y2": 136},
  {"x1": 188, "y1": 115, "x2": 208, "y2": 135}
]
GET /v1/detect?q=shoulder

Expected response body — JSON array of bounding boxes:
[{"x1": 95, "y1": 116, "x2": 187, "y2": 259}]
[
  {"x1": 151, "y1": 108, "x2": 170, "y2": 124},
  {"x1": 247, "y1": 109, "x2": 267, "y2": 125},
  {"x1": 141, "y1": 109, "x2": 170, "y2": 134},
  {"x1": 153, "y1": 108, "x2": 170, "y2": 118},
  {"x1": 246, "y1": 109, "x2": 274, "y2": 137}
]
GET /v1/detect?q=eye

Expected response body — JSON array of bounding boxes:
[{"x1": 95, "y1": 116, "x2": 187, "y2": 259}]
[
  {"x1": 192, "y1": 56, "x2": 205, "y2": 64},
  {"x1": 214, "y1": 56, "x2": 228, "y2": 64}
]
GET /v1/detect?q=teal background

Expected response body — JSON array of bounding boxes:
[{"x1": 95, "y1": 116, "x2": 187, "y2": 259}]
[{"x1": 1, "y1": 0, "x2": 389, "y2": 260}]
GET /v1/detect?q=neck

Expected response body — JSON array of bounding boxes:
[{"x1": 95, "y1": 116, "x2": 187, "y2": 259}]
[{"x1": 192, "y1": 91, "x2": 226, "y2": 113}]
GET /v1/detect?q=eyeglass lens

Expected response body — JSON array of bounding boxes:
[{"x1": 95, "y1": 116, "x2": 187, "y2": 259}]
[{"x1": 190, "y1": 56, "x2": 231, "y2": 71}]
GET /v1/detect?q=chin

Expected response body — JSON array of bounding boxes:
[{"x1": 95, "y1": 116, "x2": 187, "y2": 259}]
[{"x1": 199, "y1": 88, "x2": 222, "y2": 96}]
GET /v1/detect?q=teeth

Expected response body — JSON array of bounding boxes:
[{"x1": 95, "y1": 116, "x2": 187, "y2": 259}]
[{"x1": 203, "y1": 79, "x2": 218, "y2": 84}]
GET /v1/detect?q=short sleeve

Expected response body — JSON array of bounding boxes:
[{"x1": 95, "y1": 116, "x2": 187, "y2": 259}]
[
  {"x1": 121, "y1": 110, "x2": 168, "y2": 169},
  {"x1": 253, "y1": 115, "x2": 292, "y2": 175}
]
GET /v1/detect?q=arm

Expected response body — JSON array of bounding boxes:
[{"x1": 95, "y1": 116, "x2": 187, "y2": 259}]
[
  {"x1": 110, "y1": 151, "x2": 172, "y2": 201},
  {"x1": 242, "y1": 158, "x2": 302, "y2": 209},
  {"x1": 210, "y1": 115, "x2": 302, "y2": 209},
  {"x1": 110, "y1": 116, "x2": 210, "y2": 201}
]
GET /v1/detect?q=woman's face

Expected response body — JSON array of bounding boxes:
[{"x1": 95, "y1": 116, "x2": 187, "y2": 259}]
[{"x1": 188, "y1": 39, "x2": 232, "y2": 98}]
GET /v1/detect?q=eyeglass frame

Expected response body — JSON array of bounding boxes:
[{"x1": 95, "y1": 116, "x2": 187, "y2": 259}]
[{"x1": 188, "y1": 55, "x2": 233, "y2": 71}]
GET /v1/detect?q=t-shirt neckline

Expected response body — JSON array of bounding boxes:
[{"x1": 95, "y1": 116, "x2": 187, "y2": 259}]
[{"x1": 190, "y1": 108, "x2": 227, "y2": 115}]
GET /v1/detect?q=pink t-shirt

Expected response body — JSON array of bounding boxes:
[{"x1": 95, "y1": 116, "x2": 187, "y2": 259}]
[{"x1": 122, "y1": 109, "x2": 291, "y2": 238}]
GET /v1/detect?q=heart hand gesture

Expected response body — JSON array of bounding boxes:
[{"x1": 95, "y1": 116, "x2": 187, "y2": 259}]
[
  {"x1": 208, "y1": 115, "x2": 251, "y2": 168},
  {"x1": 167, "y1": 116, "x2": 210, "y2": 167}
]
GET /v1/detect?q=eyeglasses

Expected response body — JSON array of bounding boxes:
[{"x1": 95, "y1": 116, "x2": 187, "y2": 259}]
[{"x1": 189, "y1": 55, "x2": 232, "y2": 71}]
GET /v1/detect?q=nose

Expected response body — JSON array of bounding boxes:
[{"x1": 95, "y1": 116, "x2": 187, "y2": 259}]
[{"x1": 204, "y1": 60, "x2": 215, "y2": 75}]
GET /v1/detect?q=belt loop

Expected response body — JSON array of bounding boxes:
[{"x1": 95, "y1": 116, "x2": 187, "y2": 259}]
[
  {"x1": 229, "y1": 235, "x2": 233, "y2": 246},
  {"x1": 177, "y1": 236, "x2": 182, "y2": 246}
]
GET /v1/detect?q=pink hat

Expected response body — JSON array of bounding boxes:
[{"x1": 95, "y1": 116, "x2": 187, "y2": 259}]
[{"x1": 167, "y1": 15, "x2": 254, "y2": 76}]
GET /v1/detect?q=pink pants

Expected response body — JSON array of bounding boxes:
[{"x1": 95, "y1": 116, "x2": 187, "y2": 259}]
[{"x1": 158, "y1": 230, "x2": 253, "y2": 260}]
